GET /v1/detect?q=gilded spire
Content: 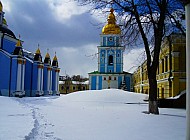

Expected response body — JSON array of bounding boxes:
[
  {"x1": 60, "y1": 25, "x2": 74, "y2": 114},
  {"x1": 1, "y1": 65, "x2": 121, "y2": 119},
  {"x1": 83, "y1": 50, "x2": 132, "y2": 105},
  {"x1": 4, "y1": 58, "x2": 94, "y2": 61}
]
[
  {"x1": 45, "y1": 49, "x2": 50, "y2": 58},
  {"x1": 36, "y1": 44, "x2": 41, "y2": 54},
  {"x1": 53, "y1": 52, "x2": 57, "y2": 61},
  {"x1": 16, "y1": 35, "x2": 22, "y2": 47},
  {"x1": 52, "y1": 52, "x2": 58, "y2": 67},
  {"x1": 102, "y1": 8, "x2": 121, "y2": 35}
]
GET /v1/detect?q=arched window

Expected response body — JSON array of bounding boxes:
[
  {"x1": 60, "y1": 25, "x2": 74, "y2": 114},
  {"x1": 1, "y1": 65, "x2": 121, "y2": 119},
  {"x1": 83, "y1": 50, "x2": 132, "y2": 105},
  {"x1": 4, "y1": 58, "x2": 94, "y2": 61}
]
[{"x1": 108, "y1": 55, "x2": 113, "y2": 65}]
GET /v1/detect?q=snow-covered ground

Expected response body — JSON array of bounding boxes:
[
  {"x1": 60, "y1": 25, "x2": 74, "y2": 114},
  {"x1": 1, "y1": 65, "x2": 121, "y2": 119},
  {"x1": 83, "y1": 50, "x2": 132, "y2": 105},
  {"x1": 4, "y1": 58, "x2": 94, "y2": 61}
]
[{"x1": 0, "y1": 89, "x2": 186, "y2": 140}]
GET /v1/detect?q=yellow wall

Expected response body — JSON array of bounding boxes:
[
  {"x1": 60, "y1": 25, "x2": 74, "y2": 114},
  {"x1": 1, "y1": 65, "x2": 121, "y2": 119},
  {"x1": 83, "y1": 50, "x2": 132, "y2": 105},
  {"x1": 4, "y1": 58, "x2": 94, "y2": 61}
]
[
  {"x1": 59, "y1": 81, "x2": 89, "y2": 94},
  {"x1": 133, "y1": 34, "x2": 186, "y2": 98}
]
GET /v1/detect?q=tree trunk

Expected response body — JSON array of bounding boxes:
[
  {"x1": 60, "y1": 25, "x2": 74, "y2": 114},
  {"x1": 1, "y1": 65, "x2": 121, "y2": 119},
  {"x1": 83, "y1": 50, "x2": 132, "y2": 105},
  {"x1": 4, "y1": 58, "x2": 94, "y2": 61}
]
[{"x1": 148, "y1": 72, "x2": 159, "y2": 114}]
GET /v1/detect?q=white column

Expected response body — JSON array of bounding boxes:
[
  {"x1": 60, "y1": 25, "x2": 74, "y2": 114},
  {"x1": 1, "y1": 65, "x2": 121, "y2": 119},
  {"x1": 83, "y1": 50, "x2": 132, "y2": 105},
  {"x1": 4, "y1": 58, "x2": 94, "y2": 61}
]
[
  {"x1": 96, "y1": 76, "x2": 99, "y2": 90},
  {"x1": 114, "y1": 36, "x2": 117, "y2": 46},
  {"x1": 56, "y1": 72, "x2": 59, "y2": 92},
  {"x1": 47, "y1": 70, "x2": 50, "y2": 91},
  {"x1": 37, "y1": 68, "x2": 40, "y2": 91},
  {"x1": 41, "y1": 69, "x2": 43, "y2": 91},
  {"x1": 16, "y1": 64, "x2": 21, "y2": 91},
  {"x1": 22, "y1": 64, "x2": 25, "y2": 91},
  {"x1": 98, "y1": 48, "x2": 100, "y2": 72},
  {"x1": 50, "y1": 71, "x2": 52, "y2": 91},
  {"x1": 105, "y1": 50, "x2": 107, "y2": 72},
  {"x1": 106, "y1": 37, "x2": 108, "y2": 46},
  {"x1": 186, "y1": 3, "x2": 190, "y2": 140},
  {"x1": 121, "y1": 49, "x2": 123, "y2": 72},
  {"x1": 54, "y1": 71, "x2": 58, "y2": 92},
  {"x1": 114, "y1": 50, "x2": 116, "y2": 72}
]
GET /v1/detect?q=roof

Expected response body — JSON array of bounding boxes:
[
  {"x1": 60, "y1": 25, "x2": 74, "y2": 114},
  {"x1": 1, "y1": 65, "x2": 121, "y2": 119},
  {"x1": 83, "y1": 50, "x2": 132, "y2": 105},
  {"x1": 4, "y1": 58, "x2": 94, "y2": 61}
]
[
  {"x1": 88, "y1": 71, "x2": 132, "y2": 75},
  {"x1": 0, "y1": 26, "x2": 16, "y2": 38}
]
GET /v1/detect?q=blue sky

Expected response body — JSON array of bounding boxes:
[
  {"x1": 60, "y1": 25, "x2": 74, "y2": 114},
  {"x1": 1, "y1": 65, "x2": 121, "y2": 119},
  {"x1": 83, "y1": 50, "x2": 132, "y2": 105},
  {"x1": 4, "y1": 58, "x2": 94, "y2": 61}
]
[{"x1": 2, "y1": 0, "x2": 143, "y2": 77}]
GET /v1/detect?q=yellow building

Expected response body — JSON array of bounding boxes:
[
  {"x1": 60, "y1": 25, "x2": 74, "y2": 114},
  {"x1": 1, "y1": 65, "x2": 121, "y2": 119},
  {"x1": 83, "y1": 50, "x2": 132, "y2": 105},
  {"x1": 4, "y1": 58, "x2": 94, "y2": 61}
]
[
  {"x1": 59, "y1": 80, "x2": 89, "y2": 94},
  {"x1": 133, "y1": 33, "x2": 186, "y2": 98}
]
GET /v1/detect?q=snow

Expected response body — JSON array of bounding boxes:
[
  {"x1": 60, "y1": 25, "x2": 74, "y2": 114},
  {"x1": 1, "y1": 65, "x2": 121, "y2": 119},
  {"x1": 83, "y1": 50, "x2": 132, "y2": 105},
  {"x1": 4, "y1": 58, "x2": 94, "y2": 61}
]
[{"x1": 0, "y1": 89, "x2": 186, "y2": 140}]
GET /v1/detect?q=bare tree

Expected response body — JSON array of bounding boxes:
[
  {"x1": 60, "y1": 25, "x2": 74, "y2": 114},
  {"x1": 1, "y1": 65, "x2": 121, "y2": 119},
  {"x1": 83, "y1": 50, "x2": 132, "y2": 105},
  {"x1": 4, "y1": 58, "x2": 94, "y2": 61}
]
[{"x1": 77, "y1": 0, "x2": 185, "y2": 114}]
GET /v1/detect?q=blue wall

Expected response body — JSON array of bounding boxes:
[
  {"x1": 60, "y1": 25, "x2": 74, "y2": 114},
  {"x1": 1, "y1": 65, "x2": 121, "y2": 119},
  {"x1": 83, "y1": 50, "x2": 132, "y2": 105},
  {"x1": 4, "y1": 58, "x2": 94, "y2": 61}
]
[
  {"x1": 0, "y1": 51, "x2": 11, "y2": 96},
  {"x1": 10, "y1": 58, "x2": 18, "y2": 96},
  {"x1": 98, "y1": 76, "x2": 102, "y2": 90},
  {"x1": 24, "y1": 59, "x2": 33, "y2": 96},
  {"x1": 118, "y1": 76, "x2": 122, "y2": 88},
  {"x1": 125, "y1": 76, "x2": 131, "y2": 91},
  {"x1": 43, "y1": 66, "x2": 48, "y2": 91},
  {"x1": 2, "y1": 38, "x2": 16, "y2": 54},
  {"x1": 52, "y1": 68, "x2": 56, "y2": 91},
  {"x1": 91, "y1": 76, "x2": 96, "y2": 90}
]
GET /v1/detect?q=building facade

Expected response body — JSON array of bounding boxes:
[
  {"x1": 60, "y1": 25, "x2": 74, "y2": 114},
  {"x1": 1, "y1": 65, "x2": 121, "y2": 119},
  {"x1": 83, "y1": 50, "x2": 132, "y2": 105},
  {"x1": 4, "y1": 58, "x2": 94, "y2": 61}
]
[
  {"x1": 0, "y1": 2, "x2": 60, "y2": 97},
  {"x1": 59, "y1": 80, "x2": 89, "y2": 94},
  {"x1": 89, "y1": 9, "x2": 132, "y2": 91},
  {"x1": 133, "y1": 33, "x2": 186, "y2": 98}
]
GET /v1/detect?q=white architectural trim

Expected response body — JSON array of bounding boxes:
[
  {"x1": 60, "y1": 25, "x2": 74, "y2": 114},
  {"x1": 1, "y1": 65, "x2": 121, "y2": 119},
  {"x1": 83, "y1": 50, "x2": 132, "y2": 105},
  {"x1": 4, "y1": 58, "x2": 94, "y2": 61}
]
[
  {"x1": 16, "y1": 64, "x2": 21, "y2": 91},
  {"x1": 22, "y1": 64, "x2": 25, "y2": 90}
]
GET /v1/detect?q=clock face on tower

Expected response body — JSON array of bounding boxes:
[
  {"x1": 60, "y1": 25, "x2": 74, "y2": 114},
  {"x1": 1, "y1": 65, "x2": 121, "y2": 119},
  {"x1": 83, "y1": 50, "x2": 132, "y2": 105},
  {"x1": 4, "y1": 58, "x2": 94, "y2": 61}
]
[{"x1": 108, "y1": 37, "x2": 113, "y2": 42}]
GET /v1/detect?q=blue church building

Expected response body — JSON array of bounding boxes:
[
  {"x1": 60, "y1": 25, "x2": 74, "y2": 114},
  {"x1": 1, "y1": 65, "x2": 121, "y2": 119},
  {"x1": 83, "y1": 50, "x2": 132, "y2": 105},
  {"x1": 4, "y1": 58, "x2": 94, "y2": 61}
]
[
  {"x1": 89, "y1": 9, "x2": 132, "y2": 91},
  {"x1": 0, "y1": 2, "x2": 60, "y2": 97}
]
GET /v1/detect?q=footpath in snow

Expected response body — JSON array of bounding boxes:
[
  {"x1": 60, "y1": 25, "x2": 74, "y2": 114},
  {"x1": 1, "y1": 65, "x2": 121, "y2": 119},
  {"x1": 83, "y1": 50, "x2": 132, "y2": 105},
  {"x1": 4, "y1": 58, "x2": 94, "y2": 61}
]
[{"x1": 0, "y1": 89, "x2": 186, "y2": 140}]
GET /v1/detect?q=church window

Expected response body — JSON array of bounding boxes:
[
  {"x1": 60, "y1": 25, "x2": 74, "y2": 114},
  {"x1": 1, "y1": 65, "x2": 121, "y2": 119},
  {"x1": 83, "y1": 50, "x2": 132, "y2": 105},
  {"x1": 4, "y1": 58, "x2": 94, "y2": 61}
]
[
  {"x1": 101, "y1": 52, "x2": 104, "y2": 57},
  {"x1": 109, "y1": 76, "x2": 112, "y2": 80},
  {"x1": 114, "y1": 77, "x2": 116, "y2": 80},
  {"x1": 165, "y1": 56, "x2": 168, "y2": 72},
  {"x1": 78, "y1": 87, "x2": 81, "y2": 90},
  {"x1": 104, "y1": 77, "x2": 106, "y2": 80},
  {"x1": 108, "y1": 55, "x2": 113, "y2": 65},
  {"x1": 117, "y1": 53, "x2": 120, "y2": 57},
  {"x1": 162, "y1": 59, "x2": 164, "y2": 73}
]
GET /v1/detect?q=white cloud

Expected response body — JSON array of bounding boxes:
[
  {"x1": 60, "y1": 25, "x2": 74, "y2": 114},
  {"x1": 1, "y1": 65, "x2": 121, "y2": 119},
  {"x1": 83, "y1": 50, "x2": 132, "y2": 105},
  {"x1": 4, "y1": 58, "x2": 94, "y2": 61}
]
[
  {"x1": 1, "y1": 0, "x2": 11, "y2": 13},
  {"x1": 123, "y1": 47, "x2": 145, "y2": 73},
  {"x1": 48, "y1": 0, "x2": 89, "y2": 23},
  {"x1": 50, "y1": 44, "x2": 98, "y2": 77}
]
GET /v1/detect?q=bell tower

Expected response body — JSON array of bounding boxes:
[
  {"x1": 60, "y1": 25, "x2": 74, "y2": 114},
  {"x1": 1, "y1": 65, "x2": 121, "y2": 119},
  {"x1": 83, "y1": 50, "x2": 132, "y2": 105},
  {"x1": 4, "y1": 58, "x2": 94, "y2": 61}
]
[
  {"x1": 98, "y1": 8, "x2": 124, "y2": 74},
  {"x1": 89, "y1": 8, "x2": 132, "y2": 91}
]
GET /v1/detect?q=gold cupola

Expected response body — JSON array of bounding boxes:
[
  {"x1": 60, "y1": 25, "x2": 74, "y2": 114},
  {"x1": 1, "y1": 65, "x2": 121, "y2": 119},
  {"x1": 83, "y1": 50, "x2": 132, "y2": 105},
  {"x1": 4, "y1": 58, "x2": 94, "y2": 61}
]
[
  {"x1": 16, "y1": 39, "x2": 22, "y2": 47},
  {"x1": 102, "y1": 8, "x2": 121, "y2": 35},
  {"x1": 44, "y1": 49, "x2": 51, "y2": 65},
  {"x1": 0, "y1": 1, "x2": 3, "y2": 12},
  {"x1": 13, "y1": 38, "x2": 23, "y2": 56},
  {"x1": 34, "y1": 45, "x2": 42, "y2": 62},
  {"x1": 35, "y1": 48, "x2": 41, "y2": 54},
  {"x1": 52, "y1": 52, "x2": 58, "y2": 67}
]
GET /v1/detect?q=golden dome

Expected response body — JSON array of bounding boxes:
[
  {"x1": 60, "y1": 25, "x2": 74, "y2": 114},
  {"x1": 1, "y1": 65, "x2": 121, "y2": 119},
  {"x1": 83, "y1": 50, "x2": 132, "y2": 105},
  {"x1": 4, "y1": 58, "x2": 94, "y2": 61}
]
[
  {"x1": 16, "y1": 39, "x2": 22, "y2": 47},
  {"x1": 0, "y1": 1, "x2": 3, "y2": 12},
  {"x1": 45, "y1": 52, "x2": 50, "y2": 58},
  {"x1": 53, "y1": 55, "x2": 57, "y2": 61},
  {"x1": 102, "y1": 8, "x2": 121, "y2": 35},
  {"x1": 36, "y1": 48, "x2": 41, "y2": 54}
]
